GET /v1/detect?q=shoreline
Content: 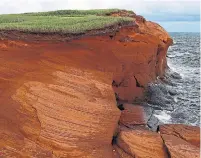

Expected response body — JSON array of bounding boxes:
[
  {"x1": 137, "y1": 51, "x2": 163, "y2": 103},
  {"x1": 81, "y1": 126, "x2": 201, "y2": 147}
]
[{"x1": 0, "y1": 10, "x2": 199, "y2": 158}]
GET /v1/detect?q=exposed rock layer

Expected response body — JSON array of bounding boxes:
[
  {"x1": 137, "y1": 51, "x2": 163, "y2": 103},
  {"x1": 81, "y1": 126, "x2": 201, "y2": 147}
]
[
  {"x1": 0, "y1": 11, "x2": 194, "y2": 158},
  {"x1": 117, "y1": 127, "x2": 169, "y2": 158},
  {"x1": 159, "y1": 124, "x2": 200, "y2": 148},
  {"x1": 161, "y1": 134, "x2": 200, "y2": 158},
  {"x1": 119, "y1": 104, "x2": 146, "y2": 127},
  {"x1": 159, "y1": 124, "x2": 200, "y2": 158}
]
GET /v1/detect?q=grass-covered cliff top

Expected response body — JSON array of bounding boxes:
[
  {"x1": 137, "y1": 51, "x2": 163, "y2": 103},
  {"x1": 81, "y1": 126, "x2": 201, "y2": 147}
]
[{"x1": 0, "y1": 9, "x2": 134, "y2": 34}]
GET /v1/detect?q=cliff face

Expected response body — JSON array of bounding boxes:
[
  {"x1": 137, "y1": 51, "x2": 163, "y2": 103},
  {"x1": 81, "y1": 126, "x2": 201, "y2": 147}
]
[{"x1": 1, "y1": 14, "x2": 198, "y2": 158}]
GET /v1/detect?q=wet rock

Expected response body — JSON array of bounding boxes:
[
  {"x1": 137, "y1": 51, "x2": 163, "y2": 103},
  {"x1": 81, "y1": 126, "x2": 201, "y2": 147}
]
[
  {"x1": 145, "y1": 83, "x2": 174, "y2": 111},
  {"x1": 161, "y1": 134, "x2": 200, "y2": 158},
  {"x1": 147, "y1": 115, "x2": 160, "y2": 131},
  {"x1": 141, "y1": 104, "x2": 161, "y2": 131},
  {"x1": 171, "y1": 72, "x2": 182, "y2": 79},
  {"x1": 141, "y1": 104, "x2": 153, "y2": 121},
  {"x1": 159, "y1": 124, "x2": 200, "y2": 147},
  {"x1": 117, "y1": 127, "x2": 168, "y2": 158},
  {"x1": 162, "y1": 77, "x2": 177, "y2": 86},
  {"x1": 168, "y1": 89, "x2": 177, "y2": 96}
]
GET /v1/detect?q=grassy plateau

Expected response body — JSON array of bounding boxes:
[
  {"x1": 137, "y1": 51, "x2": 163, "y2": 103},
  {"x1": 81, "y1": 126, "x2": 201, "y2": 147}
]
[{"x1": 0, "y1": 9, "x2": 134, "y2": 34}]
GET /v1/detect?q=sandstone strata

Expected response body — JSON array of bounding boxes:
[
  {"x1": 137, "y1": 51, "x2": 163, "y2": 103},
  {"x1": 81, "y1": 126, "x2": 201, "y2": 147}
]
[
  {"x1": 159, "y1": 124, "x2": 200, "y2": 147},
  {"x1": 0, "y1": 10, "x2": 197, "y2": 158},
  {"x1": 159, "y1": 124, "x2": 200, "y2": 158},
  {"x1": 161, "y1": 134, "x2": 200, "y2": 158},
  {"x1": 117, "y1": 127, "x2": 168, "y2": 158},
  {"x1": 119, "y1": 104, "x2": 146, "y2": 127}
]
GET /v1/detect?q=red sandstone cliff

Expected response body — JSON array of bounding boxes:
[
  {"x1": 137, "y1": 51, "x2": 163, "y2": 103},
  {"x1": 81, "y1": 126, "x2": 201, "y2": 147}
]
[{"x1": 0, "y1": 12, "x2": 199, "y2": 158}]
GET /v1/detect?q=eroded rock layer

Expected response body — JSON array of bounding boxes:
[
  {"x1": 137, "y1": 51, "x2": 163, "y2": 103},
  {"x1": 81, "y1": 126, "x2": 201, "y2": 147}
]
[
  {"x1": 0, "y1": 12, "x2": 179, "y2": 158},
  {"x1": 159, "y1": 124, "x2": 200, "y2": 148},
  {"x1": 117, "y1": 127, "x2": 169, "y2": 158},
  {"x1": 161, "y1": 134, "x2": 200, "y2": 158},
  {"x1": 159, "y1": 124, "x2": 200, "y2": 158}
]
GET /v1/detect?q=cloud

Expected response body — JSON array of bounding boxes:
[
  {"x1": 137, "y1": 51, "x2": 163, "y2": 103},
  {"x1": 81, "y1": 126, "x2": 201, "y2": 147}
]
[
  {"x1": 0, "y1": 0, "x2": 200, "y2": 22},
  {"x1": 140, "y1": 1, "x2": 200, "y2": 22},
  {"x1": 0, "y1": 0, "x2": 68, "y2": 14}
]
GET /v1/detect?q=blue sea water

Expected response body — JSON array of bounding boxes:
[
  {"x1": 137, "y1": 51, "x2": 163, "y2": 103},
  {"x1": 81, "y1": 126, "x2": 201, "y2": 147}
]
[{"x1": 146, "y1": 32, "x2": 200, "y2": 127}]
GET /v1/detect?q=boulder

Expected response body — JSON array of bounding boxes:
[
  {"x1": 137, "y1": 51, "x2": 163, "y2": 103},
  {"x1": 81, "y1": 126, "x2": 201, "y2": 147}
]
[
  {"x1": 117, "y1": 127, "x2": 168, "y2": 158},
  {"x1": 161, "y1": 134, "x2": 200, "y2": 158},
  {"x1": 159, "y1": 124, "x2": 200, "y2": 147},
  {"x1": 119, "y1": 104, "x2": 146, "y2": 127}
]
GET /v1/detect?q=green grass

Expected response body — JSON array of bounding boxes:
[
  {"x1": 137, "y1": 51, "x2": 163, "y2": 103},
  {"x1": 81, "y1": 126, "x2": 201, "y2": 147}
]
[
  {"x1": 0, "y1": 9, "x2": 133, "y2": 34},
  {"x1": 24, "y1": 9, "x2": 132, "y2": 16}
]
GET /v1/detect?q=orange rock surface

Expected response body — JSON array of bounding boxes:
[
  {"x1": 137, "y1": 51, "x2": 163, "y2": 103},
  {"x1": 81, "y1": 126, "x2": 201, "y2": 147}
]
[
  {"x1": 159, "y1": 124, "x2": 200, "y2": 148},
  {"x1": 161, "y1": 134, "x2": 200, "y2": 158},
  {"x1": 119, "y1": 104, "x2": 146, "y2": 127},
  {"x1": 0, "y1": 13, "x2": 174, "y2": 157},
  {"x1": 117, "y1": 127, "x2": 168, "y2": 158},
  {"x1": 113, "y1": 145, "x2": 133, "y2": 158}
]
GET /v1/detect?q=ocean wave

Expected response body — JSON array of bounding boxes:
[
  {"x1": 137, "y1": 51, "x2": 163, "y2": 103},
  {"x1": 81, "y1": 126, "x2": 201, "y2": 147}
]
[{"x1": 145, "y1": 32, "x2": 200, "y2": 127}]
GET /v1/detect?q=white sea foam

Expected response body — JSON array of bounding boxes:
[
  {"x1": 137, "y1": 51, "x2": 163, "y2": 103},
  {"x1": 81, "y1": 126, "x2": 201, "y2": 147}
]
[
  {"x1": 174, "y1": 96, "x2": 178, "y2": 103},
  {"x1": 149, "y1": 33, "x2": 199, "y2": 127},
  {"x1": 154, "y1": 111, "x2": 171, "y2": 123},
  {"x1": 167, "y1": 60, "x2": 185, "y2": 78}
]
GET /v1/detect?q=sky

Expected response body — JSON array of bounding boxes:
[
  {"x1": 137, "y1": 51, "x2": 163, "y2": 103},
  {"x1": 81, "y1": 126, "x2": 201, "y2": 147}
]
[{"x1": 0, "y1": 0, "x2": 200, "y2": 32}]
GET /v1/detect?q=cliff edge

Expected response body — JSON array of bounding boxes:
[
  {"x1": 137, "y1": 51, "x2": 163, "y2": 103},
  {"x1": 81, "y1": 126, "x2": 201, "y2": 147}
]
[{"x1": 0, "y1": 10, "x2": 199, "y2": 158}]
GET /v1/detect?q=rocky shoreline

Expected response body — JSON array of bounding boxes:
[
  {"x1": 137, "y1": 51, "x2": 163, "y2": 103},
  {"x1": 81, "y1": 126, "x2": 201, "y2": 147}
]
[
  {"x1": 0, "y1": 11, "x2": 199, "y2": 157},
  {"x1": 115, "y1": 103, "x2": 200, "y2": 158}
]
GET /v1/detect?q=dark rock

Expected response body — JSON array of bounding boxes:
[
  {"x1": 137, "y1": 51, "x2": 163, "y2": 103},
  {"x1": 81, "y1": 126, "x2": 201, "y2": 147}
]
[{"x1": 171, "y1": 72, "x2": 182, "y2": 79}]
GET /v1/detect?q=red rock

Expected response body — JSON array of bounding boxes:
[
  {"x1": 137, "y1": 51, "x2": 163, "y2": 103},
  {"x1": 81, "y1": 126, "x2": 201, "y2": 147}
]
[
  {"x1": 135, "y1": 20, "x2": 173, "y2": 78},
  {"x1": 120, "y1": 104, "x2": 146, "y2": 127},
  {"x1": 135, "y1": 15, "x2": 146, "y2": 23},
  {"x1": 0, "y1": 12, "x2": 172, "y2": 157},
  {"x1": 0, "y1": 43, "x2": 7, "y2": 50},
  {"x1": 161, "y1": 134, "x2": 200, "y2": 158},
  {"x1": 159, "y1": 124, "x2": 200, "y2": 147},
  {"x1": 113, "y1": 145, "x2": 133, "y2": 158},
  {"x1": 0, "y1": 136, "x2": 54, "y2": 158},
  {"x1": 117, "y1": 127, "x2": 168, "y2": 158},
  {"x1": 110, "y1": 10, "x2": 136, "y2": 18}
]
